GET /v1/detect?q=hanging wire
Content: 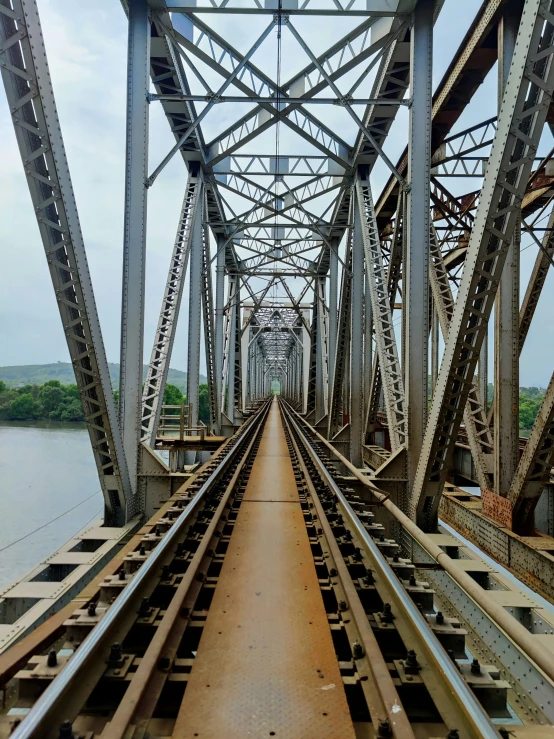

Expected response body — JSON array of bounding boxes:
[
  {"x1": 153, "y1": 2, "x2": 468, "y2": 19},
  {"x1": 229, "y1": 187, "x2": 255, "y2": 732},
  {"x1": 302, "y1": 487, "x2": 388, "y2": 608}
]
[{"x1": 0, "y1": 490, "x2": 102, "y2": 553}]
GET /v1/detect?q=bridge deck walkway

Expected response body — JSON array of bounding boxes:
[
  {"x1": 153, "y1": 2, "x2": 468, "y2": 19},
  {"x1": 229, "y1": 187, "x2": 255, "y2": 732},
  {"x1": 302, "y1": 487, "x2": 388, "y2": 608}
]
[{"x1": 173, "y1": 398, "x2": 355, "y2": 738}]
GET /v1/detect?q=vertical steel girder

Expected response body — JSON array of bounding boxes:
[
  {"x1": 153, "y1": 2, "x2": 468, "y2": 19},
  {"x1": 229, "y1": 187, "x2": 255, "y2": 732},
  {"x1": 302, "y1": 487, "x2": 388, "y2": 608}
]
[
  {"x1": 356, "y1": 177, "x2": 405, "y2": 451},
  {"x1": 412, "y1": 0, "x2": 554, "y2": 530},
  {"x1": 141, "y1": 169, "x2": 201, "y2": 446},
  {"x1": 316, "y1": 278, "x2": 329, "y2": 419},
  {"x1": 224, "y1": 281, "x2": 242, "y2": 421},
  {"x1": 364, "y1": 267, "x2": 372, "y2": 424},
  {"x1": 222, "y1": 277, "x2": 237, "y2": 417},
  {"x1": 405, "y1": 0, "x2": 432, "y2": 488},
  {"x1": 119, "y1": 0, "x2": 150, "y2": 505},
  {"x1": 214, "y1": 235, "x2": 226, "y2": 422},
  {"x1": 0, "y1": 0, "x2": 132, "y2": 523},
  {"x1": 351, "y1": 195, "x2": 365, "y2": 466},
  {"x1": 201, "y1": 199, "x2": 219, "y2": 431},
  {"x1": 327, "y1": 238, "x2": 339, "y2": 396},
  {"x1": 328, "y1": 239, "x2": 352, "y2": 438},
  {"x1": 306, "y1": 290, "x2": 319, "y2": 418},
  {"x1": 494, "y1": 4, "x2": 521, "y2": 497},
  {"x1": 186, "y1": 182, "x2": 204, "y2": 433}
]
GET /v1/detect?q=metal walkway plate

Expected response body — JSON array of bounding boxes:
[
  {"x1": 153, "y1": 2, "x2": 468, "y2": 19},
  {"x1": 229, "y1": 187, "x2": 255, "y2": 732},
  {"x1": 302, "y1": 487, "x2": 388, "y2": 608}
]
[{"x1": 173, "y1": 400, "x2": 355, "y2": 738}]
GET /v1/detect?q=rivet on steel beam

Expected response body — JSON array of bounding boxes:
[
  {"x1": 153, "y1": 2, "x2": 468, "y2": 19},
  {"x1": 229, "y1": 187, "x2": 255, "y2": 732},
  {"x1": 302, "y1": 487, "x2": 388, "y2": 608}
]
[
  {"x1": 118, "y1": 569, "x2": 126, "y2": 581},
  {"x1": 436, "y1": 611, "x2": 444, "y2": 625},
  {"x1": 377, "y1": 719, "x2": 392, "y2": 738},
  {"x1": 87, "y1": 602, "x2": 96, "y2": 617},
  {"x1": 58, "y1": 720, "x2": 74, "y2": 738},
  {"x1": 352, "y1": 641, "x2": 364, "y2": 659},
  {"x1": 47, "y1": 649, "x2": 57, "y2": 667},
  {"x1": 471, "y1": 658, "x2": 481, "y2": 675},
  {"x1": 381, "y1": 603, "x2": 393, "y2": 623},
  {"x1": 409, "y1": 573, "x2": 416, "y2": 586},
  {"x1": 446, "y1": 731, "x2": 460, "y2": 739},
  {"x1": 158, "y1": 655, "x2": 171, "y2": 671},
  {"x1": 338, "y1": 599, "x2": 348, "y2": 611},
  {"x1": 139, "y1": 597, "x2": 151, "y2": 617},
  {"x1": 404, "y1": 650, "x2": 421, "y2": 675},
  {"x1": 329, "y1": 568, "x2": 338, "y2": 577},
  {"x1": 108, "y1": 642, "x2": 123, "y2": 666}
]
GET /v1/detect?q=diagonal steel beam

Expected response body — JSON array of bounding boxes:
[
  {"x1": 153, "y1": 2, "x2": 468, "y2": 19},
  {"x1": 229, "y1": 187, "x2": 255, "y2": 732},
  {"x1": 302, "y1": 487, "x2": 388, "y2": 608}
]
[
  {"x1": 141, "y1": 169, "x2": 201, "y2": 446},
  {"x1": 429, "y1": 226, "x2": 494, "y2": 492},
  {"x1": 0, "y1": 0, "x2": 133, "y2": 523},
  {"x1": 356, "y1": 178, "x2": 405, "y2": 451}
]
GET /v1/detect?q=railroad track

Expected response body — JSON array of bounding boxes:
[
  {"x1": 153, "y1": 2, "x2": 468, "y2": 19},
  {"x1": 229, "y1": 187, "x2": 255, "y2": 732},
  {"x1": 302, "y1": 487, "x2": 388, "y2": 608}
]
[{"x1": 0, "y1": 398, "x2": 553, "y2": 738}]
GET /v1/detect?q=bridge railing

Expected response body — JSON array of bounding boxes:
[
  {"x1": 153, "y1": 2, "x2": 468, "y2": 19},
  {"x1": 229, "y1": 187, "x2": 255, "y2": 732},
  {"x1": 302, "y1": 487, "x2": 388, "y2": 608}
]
[{"x1": 157, "y1": 404, "x2": 211, "y2": 441}]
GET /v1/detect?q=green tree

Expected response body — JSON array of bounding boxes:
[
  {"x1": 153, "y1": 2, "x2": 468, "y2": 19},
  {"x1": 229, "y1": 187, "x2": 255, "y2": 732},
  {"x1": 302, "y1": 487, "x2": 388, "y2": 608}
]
[
  {"x1": 163, "y1": 383, "x2": 185, "y2": 405},
  {"x1": 39, "y1": 384, "x2": 66, "y2": 416},
  {"x1": 8, "y1": 393, "x2": 42, "y2": 420},
  {"x1": 198, "y1": 384, "x2": 210, "y2": 424},
  {"x1": 0, "y1": 384, "x2": 17, "y2": 420},
  {"x1": 59, "y1": 399, "x2": 85, "y2": 422}
]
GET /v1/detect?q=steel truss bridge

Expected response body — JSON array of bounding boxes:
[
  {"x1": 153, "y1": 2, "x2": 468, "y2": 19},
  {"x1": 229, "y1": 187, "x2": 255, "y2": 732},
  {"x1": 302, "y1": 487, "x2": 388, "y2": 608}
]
[{"x1": 4, "y1": 0, "x2": 554, "y2": 736}]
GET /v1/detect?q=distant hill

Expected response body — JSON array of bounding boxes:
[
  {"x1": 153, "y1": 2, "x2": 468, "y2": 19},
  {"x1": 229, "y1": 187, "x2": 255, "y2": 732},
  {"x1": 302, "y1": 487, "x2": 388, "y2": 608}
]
[{"x1": 0, "y1": 363, "x2": 206, "y2": 392}]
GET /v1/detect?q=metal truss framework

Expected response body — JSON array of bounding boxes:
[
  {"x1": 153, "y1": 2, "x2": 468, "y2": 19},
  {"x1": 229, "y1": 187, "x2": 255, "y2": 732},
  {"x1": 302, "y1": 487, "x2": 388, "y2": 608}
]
[{"x1": 4, "y1": 0, "x2": 554, "y2": 546}]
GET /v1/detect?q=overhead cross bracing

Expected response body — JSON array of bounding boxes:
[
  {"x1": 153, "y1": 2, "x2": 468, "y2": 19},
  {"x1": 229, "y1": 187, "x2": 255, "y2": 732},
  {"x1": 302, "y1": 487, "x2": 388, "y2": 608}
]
[{"x1": 4, "y1": 0, "x2": 554, "y2": 645}]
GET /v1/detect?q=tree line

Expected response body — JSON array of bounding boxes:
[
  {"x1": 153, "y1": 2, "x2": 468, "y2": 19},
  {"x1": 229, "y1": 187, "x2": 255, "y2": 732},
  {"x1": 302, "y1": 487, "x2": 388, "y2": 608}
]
[
  {"x1": 0, "y1": 379, "x2": 546, "y2": 432},
  {"x1": 0, "y1": 380, "x2": 211, "y2": 424}
]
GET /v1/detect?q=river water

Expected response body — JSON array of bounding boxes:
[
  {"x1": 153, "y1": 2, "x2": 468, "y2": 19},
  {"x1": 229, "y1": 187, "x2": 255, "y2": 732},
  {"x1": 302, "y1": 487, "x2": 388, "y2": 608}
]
[{"x1": 0, "y1": 421, "x2": 103, "y2": 590}]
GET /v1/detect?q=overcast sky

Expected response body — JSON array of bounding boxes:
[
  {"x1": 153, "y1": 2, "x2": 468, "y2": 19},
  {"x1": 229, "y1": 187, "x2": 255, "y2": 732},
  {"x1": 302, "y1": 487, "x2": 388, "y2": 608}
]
[{"x1": 1, "y1": 0, "x2": 553, "y2": 387}]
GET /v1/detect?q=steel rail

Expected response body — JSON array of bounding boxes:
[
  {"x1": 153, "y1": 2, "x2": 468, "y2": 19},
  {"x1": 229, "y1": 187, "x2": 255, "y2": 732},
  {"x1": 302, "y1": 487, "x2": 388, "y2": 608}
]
[
  {"x1": 280, "y1": 400, "x2": 499, "y2": 739},
  {"x1": 282, "y1": 399, "x2": 554, "y2": 687},
  {"x1": 279, "y1": 405, "x2": 415, "y2": 739},
  {"x1": 103, "y1": 399, "x2": 270, "y2": 738},
  {"x1": 10, "y1": 399, "x2": 271, "y2": 739}
]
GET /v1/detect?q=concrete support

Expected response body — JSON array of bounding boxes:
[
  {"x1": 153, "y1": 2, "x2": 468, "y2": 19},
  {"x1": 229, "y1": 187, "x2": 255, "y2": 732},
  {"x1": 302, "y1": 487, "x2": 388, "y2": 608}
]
[
  {"x1": 119, "y1": 0, "x2": 150, "y2": 496},
  {"x1": 405, "y1": 0, "x2": 432, "y2": 495},
  {"x1": 494, "y1": 5, "x2": 520, "y2": 497}
]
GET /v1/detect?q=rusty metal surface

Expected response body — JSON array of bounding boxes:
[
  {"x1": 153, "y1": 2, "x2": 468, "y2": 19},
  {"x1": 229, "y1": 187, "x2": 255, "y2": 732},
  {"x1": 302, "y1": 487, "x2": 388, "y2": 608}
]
[
  {"x1": 481, "y1": 489, "x2": 513, "y2": 527},
  {"x1": 173, "y1": 401, "x2": 355, "y2": 738}
]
